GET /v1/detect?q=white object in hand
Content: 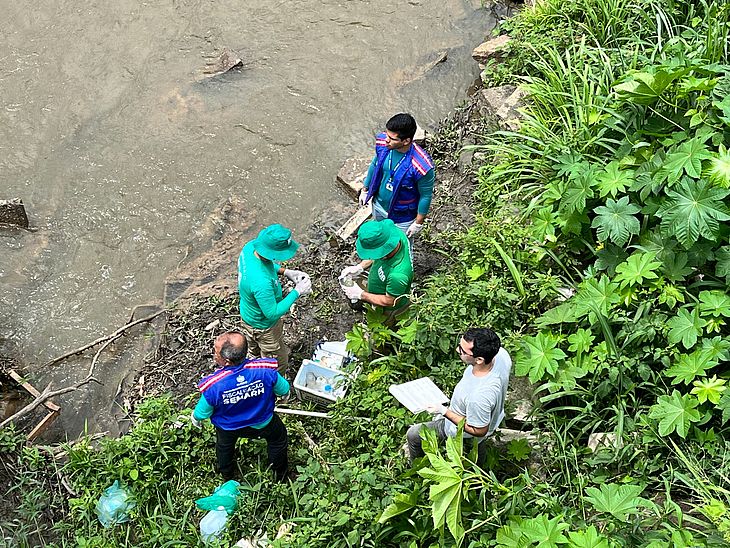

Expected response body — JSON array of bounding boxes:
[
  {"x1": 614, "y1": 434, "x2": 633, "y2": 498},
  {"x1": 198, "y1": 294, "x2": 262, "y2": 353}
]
[
  {"x1": 359, "y1": 188, "x2": 369, "y2": 206},
  {"x1": 294, "y1": 276, "x2": 312, "y2": 296},
  {"x1": 283, "y1": 268, "x2": 307, "y2": 282},
  {"x1": 191, "y1": 410, "x2": 202, "y2": 429},
  {"x1": 406, "y1": 222, "x2": 424, "y2": 238},
  {"x1": 340, "y1": 264, "x2": 364, "y2": 279},
  {"x1": 342, "y1": 283, "x2": 363, "y2": 301},
  {"x1": 424, "y1": 403, "x2": 448, "y2": 416}
]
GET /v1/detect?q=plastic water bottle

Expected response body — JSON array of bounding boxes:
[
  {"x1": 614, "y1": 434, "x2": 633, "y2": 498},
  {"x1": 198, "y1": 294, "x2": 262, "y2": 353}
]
[{"x1": 200, "y1": 506, "x2": 228, "y2": 543}]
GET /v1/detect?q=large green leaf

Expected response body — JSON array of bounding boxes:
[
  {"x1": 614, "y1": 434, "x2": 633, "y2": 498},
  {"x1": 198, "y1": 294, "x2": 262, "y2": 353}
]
[
  {"x1": 691, "y1": 376, "x2": 726, "y2": 404},
  {"x1": 698, "y1": 290, "x2": 730, "y2": 318},
  {"x1": 574, "y1": 276, "x2": 620, "y2": 320},
  {"x1": 496, "y1": 515, "x2": 569, "y2": 548},
  {"x1": 702, "y1": 335, "x2": 730, "y2": 362},
  {"x1": 648, "y1": 390, "x2": 702, "y2": 438},
  {"x1": 662, "y1": 137, "x2": 713, "y2": 184},
  {"x1": 705, "y1": 144, "x2": 730, "y2": 188},
  {"x1": 536, "y1": 301, "x2": 578, "y2": 327},
  {"x1": 591, "y1": 197, "x2": 641, "y2": 247},
  {"x1": 614, "y1": 67, "x2": 688, "y2": 105},
  {"x1": 666, "y1": 307, "x2": 707, "y2": 349},
  {"x1": 567, "y1": 526, "x2": 610, "y2": 548},
  {"x1": 417, "y1": 427, "x2": 466, "y2": 545},
  {"x1": 656, "y1": 179, "x2": 730, "y2": 248},
  {"x1": 613, "y1": 252, "x2": 662, "y2": 289},
  {"x1": 594, "y1": 243, "x2": 629, "y2": 275},
  {"x1": 568, "y1": 328, "x2": 594, "y2": 355},
  {"x1": 665, "y1": 348, "x2": 718, "y2": 385},
  {"x1": 596, "y1": 161, "x2": 634, "y2": 198},
  {"x1": 378, "y1": 489, "x2": 419, "y2": 523},
  {"x1": 516, "y1": 332, "x2": 566, "y2": 383},
  {"x1": 584, "y1": 483, "x2": 645, "y2": 521},
  {"x1": 560, "y1": 174, "x2": 595, "y2": 213}
]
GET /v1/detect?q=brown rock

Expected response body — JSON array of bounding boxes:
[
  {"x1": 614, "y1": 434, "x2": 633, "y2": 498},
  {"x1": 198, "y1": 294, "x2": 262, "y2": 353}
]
[
  {"x1": 472, "y1": 35, "x2": 511, "y2": 64},
  {"x1": 0, "y1": 198, "x2": 29, "y2": 228}
]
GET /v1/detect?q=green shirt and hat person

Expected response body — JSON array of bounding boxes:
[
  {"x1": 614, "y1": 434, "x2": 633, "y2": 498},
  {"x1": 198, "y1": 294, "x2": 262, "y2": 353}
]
[
  {"x1": 340, "y1": 219, "x2": 413, "y2": 311},
  {"x1": 238, "y1": 224, "x2": 311, "y2": 372}
]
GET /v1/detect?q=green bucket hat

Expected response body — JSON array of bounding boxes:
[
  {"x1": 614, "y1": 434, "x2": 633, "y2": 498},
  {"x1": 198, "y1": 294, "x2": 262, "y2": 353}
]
[
  {"x1": 356, "y1": 219, "x2": 401, "y2": 260},
  {"x1": 253, "y1": 224, "x2": 299, "y2": 261}
]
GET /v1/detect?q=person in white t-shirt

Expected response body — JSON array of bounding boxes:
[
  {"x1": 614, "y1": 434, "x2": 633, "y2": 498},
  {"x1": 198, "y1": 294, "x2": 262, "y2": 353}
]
[{"x1": 405, "y1": 327, "x2": 512, "y2": 464}]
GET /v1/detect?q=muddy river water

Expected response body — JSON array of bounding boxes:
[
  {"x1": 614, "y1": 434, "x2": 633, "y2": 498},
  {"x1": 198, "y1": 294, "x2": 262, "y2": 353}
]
[{"x1": 0, "y1": 0, "x2": 494, "y2": 434}]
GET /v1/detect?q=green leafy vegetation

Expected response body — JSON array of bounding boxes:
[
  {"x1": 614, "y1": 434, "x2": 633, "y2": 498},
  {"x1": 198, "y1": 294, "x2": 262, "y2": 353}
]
[{"x1": 4, "y1": 0, "x2": 730, "y2": 545}]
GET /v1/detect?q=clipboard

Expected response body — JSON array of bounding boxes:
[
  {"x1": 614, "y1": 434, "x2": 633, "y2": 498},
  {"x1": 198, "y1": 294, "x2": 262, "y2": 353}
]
[{"x1": 389, "y1": 377, "x2": 449, "y2": 414}]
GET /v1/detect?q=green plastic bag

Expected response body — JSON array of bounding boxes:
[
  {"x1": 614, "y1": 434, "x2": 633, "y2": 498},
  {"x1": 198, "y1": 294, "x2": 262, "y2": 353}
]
[
  {"x1": 95, "y1": 480, "x2": 135, "y2": 528},
  {"x1": 195, "y1": 480, "x2": 240, "y2": 515}
]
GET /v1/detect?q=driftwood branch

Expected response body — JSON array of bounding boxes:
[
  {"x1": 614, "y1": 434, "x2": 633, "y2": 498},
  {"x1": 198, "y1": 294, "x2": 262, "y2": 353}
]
[
  {"x1": 42, "y1": 310, "x2": 166, "y2": 368},
  {"x1": 2, "y1": 312, "x2": 163, "y2": 430},
  {"x1": 0, "y1": 378, "x2": 99, "y2": 429}
]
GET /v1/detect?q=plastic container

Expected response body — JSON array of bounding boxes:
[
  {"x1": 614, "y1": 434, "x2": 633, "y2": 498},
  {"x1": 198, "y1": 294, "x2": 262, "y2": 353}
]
[
  {"x1": 293, "y1": 359, "x2": 357, "y2": 407},
  {"x1": 311, "y1": 340, "x2": 352, "y2": 371},
  {"x1": 200, "y1": 506, "x2": 228, "y2": 543}
]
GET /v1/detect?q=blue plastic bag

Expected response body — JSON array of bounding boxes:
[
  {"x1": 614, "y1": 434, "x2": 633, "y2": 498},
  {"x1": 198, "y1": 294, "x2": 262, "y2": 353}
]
[
  {"x1": 195, "y1": 480, "x2": 240, "y2": 515},
  {"x1": 95, "y1": 480, "x2": 135, "y2": 528}
]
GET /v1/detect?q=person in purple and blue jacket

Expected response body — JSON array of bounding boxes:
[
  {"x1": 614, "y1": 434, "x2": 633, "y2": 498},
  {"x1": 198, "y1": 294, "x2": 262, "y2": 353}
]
[
  {"x1": 358, "y1": 112, "x2": 435, "y2": 240},
  {"x1": 192, "y1": 331, "x2": 290, "y2": 481}
]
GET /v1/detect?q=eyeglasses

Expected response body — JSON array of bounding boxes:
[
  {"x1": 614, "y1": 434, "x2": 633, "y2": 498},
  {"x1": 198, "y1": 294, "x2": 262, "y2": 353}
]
[{"x1": 456, "y1": 343, "x2": 473, "y2": 357}]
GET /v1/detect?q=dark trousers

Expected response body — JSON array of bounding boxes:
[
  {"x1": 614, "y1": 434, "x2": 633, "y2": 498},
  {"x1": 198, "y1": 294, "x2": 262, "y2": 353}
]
[{"x1": 215, "y1": 414, "x2": 288, "y2": 481}]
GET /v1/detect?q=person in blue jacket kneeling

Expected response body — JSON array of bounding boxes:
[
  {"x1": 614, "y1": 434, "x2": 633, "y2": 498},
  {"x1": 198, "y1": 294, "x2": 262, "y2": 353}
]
[{"x1": 192, "y1": 331, "x2": 290, "y2": 481}]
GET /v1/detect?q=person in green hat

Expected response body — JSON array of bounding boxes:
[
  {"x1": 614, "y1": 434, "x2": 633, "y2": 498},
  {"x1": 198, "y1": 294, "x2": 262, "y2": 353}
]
[
  {"x1": 339, "y1": 219, "x2": 413, "y2": 317},
  {"x1": 238, "y1": 224, "x2": 311, "y2": 374}
]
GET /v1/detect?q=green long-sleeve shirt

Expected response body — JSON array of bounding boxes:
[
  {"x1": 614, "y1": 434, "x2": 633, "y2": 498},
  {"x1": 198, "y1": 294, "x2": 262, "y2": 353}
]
[
  {"x1": 238, "y1": 241, "x2": 299, "y2": 329},
  {"x1": 363, "y1": 150, "x2": 435, "y2": 215}
]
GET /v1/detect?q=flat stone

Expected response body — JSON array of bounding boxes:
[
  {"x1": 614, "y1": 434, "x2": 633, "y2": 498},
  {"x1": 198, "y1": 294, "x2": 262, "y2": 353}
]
[
  {"x1": 472, "y1": 35, "x2": 511, "y2": 64},
  {"x1": 332, "y1": 204, "x2": 372, "y2": 243},
  {"x1": 478, "y1": 85, "x2": 517, "y2": 118},
  {"x1": 0, "y1": 198, "x2": 29, "y2": 228},
  {"x1": 336, "y1": 157, "x2": 370, "y2": 201}
]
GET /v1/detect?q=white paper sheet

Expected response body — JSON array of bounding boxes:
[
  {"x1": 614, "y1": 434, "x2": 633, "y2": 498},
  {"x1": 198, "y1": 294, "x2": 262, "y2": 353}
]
[{"x1": 389, "y1": 377, "x2": 449, "y2": 414}]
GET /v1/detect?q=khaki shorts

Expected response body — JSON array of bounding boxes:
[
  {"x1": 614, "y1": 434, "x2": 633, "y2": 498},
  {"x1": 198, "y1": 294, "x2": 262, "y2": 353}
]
[{"x1": 240, "y1": 319, "x2": 289, "y2": 374}]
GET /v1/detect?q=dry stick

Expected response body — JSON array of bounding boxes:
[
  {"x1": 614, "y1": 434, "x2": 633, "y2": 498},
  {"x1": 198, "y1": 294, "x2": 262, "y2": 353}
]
[
  {"x1": 1, "y1": 329, "x2": 128, "y2": 429},
  {"x1": 0, "y1": 381, "x2": 96, "y2": 429},
  {"x1": 42, "y1": 310, "x2": 166, "y2": 368}
]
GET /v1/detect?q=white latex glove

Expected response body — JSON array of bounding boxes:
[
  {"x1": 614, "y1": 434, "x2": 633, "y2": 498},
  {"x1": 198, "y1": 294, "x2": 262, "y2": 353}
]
[
  {"x1": 191, "y1": 410, "x2": 202, "y2": 429},
  {"x1": 283, "y1": 268, "x2": 307, "y2": 282},
  {"x1": 343, "y1": 283, "x2": 363, "y2": 301},
  {"x1": 278, "y1": 392, "x2": 291, "y2": 404},
  {"x1": 358, "y1": 188, "x2": 369, "y2": 206},
  {"x1": 424, "y1": 403, "x2": 448, "y2": 416},
  {"x1": 406, "y1": 222, "x2": 424, "y2": 238},
  {"x1": 294, "y1": 276, "x2": 312, "y2": 297},
  {"x1": 340, "y1": 264, "x2": 364, "y2": 279}
]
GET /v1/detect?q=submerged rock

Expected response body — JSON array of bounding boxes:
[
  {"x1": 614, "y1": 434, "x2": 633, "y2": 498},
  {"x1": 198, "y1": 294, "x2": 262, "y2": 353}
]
[{"x1": 0, "y1": 198, "x2": 29, "y2": 228}]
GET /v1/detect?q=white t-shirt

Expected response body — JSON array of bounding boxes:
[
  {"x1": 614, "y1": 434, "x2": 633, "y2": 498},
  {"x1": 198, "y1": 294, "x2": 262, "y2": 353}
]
[{"x1": 443, "y1": 347, "x2": 512, "y2": 439}]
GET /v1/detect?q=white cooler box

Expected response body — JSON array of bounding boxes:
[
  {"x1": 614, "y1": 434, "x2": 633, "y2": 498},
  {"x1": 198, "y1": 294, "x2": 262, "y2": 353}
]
[{"x1": 293, "y1": 342, "x2": 358, "y2": 407}]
